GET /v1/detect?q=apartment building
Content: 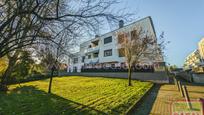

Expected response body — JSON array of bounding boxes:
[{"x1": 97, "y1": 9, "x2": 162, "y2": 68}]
[
  {"x1": 68, "y1": 17, "x2": 164, "y2": 72},
  {"x1": 198, "y1": 38, "x2": 204, "y2": 59},
  {"x1": 184, "y1": 38, "x2": 204, "y2": 72}
]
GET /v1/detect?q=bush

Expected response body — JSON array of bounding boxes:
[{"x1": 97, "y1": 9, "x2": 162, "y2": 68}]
[{"x1": 7, "y1": 73, "x2": 50, "y2": 85}]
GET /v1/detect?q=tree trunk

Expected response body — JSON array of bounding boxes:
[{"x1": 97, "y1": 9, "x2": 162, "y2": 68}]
[
  {"x1": 0, "y1": 52, "x2": 19, "y2": 91},
  {"x1": 128, "y1": 65, "x2": 132, "y2": 86},
  {"x1": 0, "y1": 57, "x2": 16, "y2": 91},
  {"x1": 48, "y1": 70, "x2": 54, "y2": 93}
]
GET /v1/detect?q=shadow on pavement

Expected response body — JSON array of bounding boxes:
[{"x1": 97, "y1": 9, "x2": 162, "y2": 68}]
[{"x1": 130, "y1": 84, "x2": 161, "y2": 115}]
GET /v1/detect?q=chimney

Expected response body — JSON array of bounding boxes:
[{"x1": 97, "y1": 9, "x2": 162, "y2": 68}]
[
  {"x1": 95, "y1": 35, "x2": 99, "y2": 38},
  {"x1": 119, "y1": 20, "x2": 124, "y2": 28}
]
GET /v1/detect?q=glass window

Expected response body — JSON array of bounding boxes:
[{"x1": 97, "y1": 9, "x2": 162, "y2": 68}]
[
  {"x1": 93, "y1": 52, "x2": 99, "y2": 58},
  {"x1": 111, "y1": 64, "x2": 115, "y2": 68},
  {"x1": 88, "y1": 55, "x2": 91, "y2": 59},
  {"x1": 118, "y1": 48, "x2": 125, "y2": 57},
  {"x1": 118, "y1": 34, "x2": 125, "y2": 44},
  {"x1": 73, "y1": 58, "x2": 78, "y2": 64},
  {"x1": 104, "y1": 49, "x2": 112, "y2": 57},
  {"x1": 82, "y1": 56, "x2": 85, "y2": 62},
  {"x1": 104, "y1": 36, "x2": 112, "y2": 44},
  {"x1": 131, "y1": 30, "x2": 137, "y2": 40}
]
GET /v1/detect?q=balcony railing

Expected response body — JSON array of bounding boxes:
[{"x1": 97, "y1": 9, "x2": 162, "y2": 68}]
[
  {"x1": 84, "y1": 58, "x2": 99, "y2": 64},
  {"x1": 86, "y1": 46, "x2": 99, "y2": 53}
]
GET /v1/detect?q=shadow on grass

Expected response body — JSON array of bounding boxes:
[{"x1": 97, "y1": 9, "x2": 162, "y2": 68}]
[
  {"x1": 129, "y1": 84, "x2": 161, "y2": 115},
  {"x1": 0, "y1": 86, "x2": 106, "y2": 115}
]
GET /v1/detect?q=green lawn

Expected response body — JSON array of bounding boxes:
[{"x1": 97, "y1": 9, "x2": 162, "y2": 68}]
[
  {"x1": 0, "y1": 76, "x2": 153, "y2": 115},
  {"x1": 173, "y1": 101, "x2": 203, "y2": 113}
]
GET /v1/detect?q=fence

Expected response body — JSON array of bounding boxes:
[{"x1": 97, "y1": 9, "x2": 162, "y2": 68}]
[{"x1": 173, "y1": 77, "x2": 192, "y2": 109}]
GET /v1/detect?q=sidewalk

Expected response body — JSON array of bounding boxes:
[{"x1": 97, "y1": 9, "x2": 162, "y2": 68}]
[{"x1": 131, "y1": 77, "x2": 204, "y2": 115}]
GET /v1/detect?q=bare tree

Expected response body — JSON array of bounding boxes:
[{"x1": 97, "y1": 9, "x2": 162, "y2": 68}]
[
  {"x1": 118, "y1": 27, "x2": 162, "y2": 86},
  {"x1": 0, "y1": 0, "x2": 130, "y2": 58},
  {"x1": 0, "y1": 0, "x2": 132, "y2": 91},
  {"x1": 36, "y1": 21, "x2": 81, "y2": 93}
]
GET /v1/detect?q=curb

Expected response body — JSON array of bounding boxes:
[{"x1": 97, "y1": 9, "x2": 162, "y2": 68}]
[{"x1": 125, "y1": 83, "x2": 157, "y2": 115}]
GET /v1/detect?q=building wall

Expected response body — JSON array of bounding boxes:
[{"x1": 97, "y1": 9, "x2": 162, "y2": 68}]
[
  {"x1": 184, "y1": 50, "x2": 201, "y2": 71},
  {"x1": 184, "y1": 38, "x2": 204, "y2": 73},
  {"x1": 198, "y1": 38, "x2": 204, "y2": 59},
  {"x1": 69, "y1": 17, "x2": 164, "y2": 72}
]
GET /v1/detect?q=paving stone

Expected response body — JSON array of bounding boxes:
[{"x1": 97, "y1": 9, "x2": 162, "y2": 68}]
[{"x1": 131, "y1": 79, "x2": 204, "y2": 115}]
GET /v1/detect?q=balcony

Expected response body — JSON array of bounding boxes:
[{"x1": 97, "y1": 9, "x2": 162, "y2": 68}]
[
  {"x1": 84, "y1": 58, "x2": 99, "y2": 64},
  {"x1": 197, "y1": 62, "x2": 204, "y2": 66},
  {"x1": 86, "y1": 46, "x2": 100, "y2": 53}
]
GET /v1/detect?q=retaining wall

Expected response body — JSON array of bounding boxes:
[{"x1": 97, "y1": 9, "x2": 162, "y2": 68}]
[
  {"x1": 192, "y1": 74, "x2": 204, "y2": 83},
  {"x1": 177, "y1": 71, "x2": 193, "y2": 82},
  {"x1": 176, "y1": 72, "x2": 204, "y2": 83},
  {"x1": 64, "y1": 72, "x2": 169, "y2": 83}
]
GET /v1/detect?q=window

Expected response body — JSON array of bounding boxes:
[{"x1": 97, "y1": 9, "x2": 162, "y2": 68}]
[
  {"x1": 88, "y1": 55, "x2": 91, "y2": 59},
  {"x1": 73, "y1": 58, "x2": 78, "y2": 64},
  {"x1": 104, "y1": 49, "x2": 112, "y2": 57},
  {"x1": 104, "y1": 36, "x2": 112, "y2": 44},
  {"x1": 118, "y1": 48, "x2": 125, "y2": 57},
  {"x1": 93, "y1": 52, "x2": 99, "y2": 58},
  {"x1": 92, "y1": 40, "x2": 99, "y2": 47},
  {"x1": 131, "y1": 30, "x2": 137, "y2": 40},
  {"x1": 118, "y1": 34, "x2": 125, "y2": 44},
  {"x1": 82, "y1": 56, "x2": 85, "y2": 63},
  {"x1": 111, "y1": 64, "x2": 115, "y2": 68}
]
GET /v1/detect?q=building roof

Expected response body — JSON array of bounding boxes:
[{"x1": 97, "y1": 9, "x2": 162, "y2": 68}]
[{"x1": 80, "y1": 16, "x2": 156, "y2": 47}]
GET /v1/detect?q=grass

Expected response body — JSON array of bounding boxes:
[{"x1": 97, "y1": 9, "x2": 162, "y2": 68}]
[
  {"x1": 0, "y1": 57, "x2": 7, "y2": 76},
  {"x1": 172, "y1": 101, "x2": 203, "y2": 113},
  {"x1": 0, "y1": 76, "x2": 153, "y2": 115}
]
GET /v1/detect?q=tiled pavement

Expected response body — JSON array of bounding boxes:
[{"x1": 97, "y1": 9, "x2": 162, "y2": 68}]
[{"x1": 131, "y1": 77, "x2": 204, "y2": 115}]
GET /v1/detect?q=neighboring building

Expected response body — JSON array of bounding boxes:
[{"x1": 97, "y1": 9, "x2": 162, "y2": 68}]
[
  {"x1": 68, "y1": 16, "x2": 164, "y2": 72},
  {"x1": 198, "y1": 38, "x2": 204, "y2": 59},
  {"x1": 183, "y1": 38, "x2": 204, "y2": 73},
  {"x1": 184, "y1": 49, "x2": 204, "y2": 73},
  {"x1": 198, "y1": 38, "x2": 204, "y2": 72}
]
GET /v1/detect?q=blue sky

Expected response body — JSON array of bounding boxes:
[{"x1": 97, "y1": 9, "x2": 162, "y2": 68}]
[{"x1": 117, "y1": 0, "x2": 204, "y2": 67}]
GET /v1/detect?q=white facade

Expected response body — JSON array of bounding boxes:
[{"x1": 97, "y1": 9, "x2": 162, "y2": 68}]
[
  {"x1": 198, "y1": 38, "x2": 204, "y2": 59},
  {"x1": 183, "y1": 38, "x2": 204, "y2": 72},
  {"x1": 68, "y1": 16, "x2": 164, "y2": 72}
]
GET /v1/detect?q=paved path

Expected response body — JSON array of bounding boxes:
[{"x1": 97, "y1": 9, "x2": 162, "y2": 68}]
[{"x1": 131, "y1": 77, "x2": 204, "y2": 115}]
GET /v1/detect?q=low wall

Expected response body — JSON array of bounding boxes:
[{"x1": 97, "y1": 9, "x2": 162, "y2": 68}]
[
  {"x1": 65, "y1": 72, "x2": 169, "y2": 83},
  {"x1": 177, "y1": 71, "x2": 193, "y2": 82},
  {"x1": 176, "y1": 72, "x2": 204, "y2": 83},
  {"x1": 192, "y1": 74, "x2": 204, "y2": 83}
]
